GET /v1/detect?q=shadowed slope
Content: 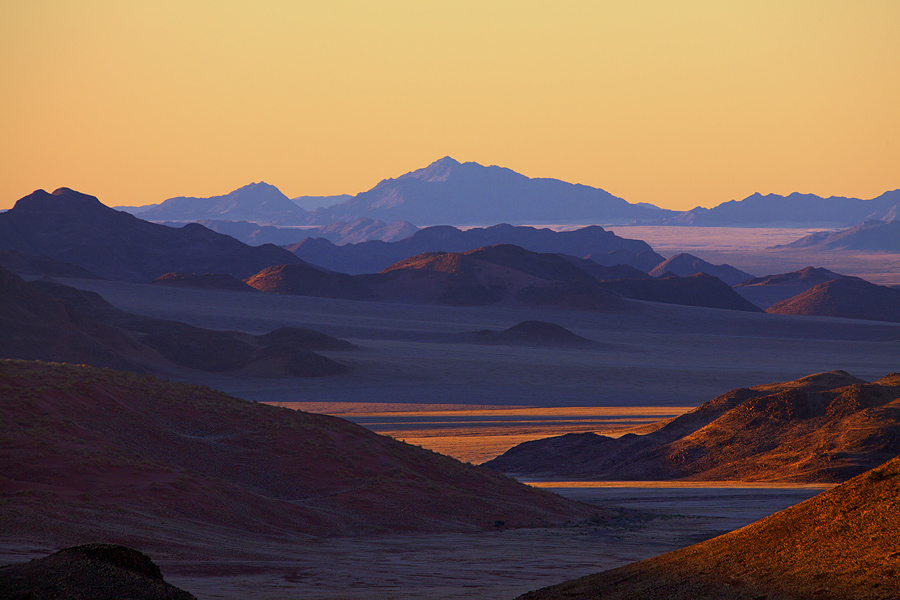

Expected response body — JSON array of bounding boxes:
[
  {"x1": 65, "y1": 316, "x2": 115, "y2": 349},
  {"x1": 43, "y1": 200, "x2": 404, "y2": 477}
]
[
  {"x1": 517, "y1": 454, "x2": 900, "y2": 600},
  {"x1": 733, "y1": 266, "x2": 843, "y2": 309},
  {"x1": 766, "y1": 277, "x2": 900, "y2": 322},
  {"x1": 0, "y1": 361, "x2": 596, "y2": 553},
  {"x1": 0, "y1": 544, "x2": 196, "y2": 600},
  {"x1": 0, "y1": 188, "x2": 300, "y2": 282},
  {"x1": 0, "y1": 265, "x2": 350, "y2": 377},
  {"x1": 602, "y1": 273, "x2": 763, "y2": 312},
  {"x1": 487, "y1": 371, "x2": 900, "y2": 483}
]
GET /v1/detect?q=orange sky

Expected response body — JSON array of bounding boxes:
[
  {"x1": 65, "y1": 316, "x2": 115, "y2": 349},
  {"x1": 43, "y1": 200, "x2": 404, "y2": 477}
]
[{"x1": 1, "y1": 1, "x2": 898, "y2": 212}]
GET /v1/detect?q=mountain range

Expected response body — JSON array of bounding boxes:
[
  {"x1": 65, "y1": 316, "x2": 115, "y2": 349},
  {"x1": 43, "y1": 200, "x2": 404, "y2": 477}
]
[
  {"x1": 287, "y1": 223, "x2": 662, "y2": 275},
  {"x1": 662, "y1": 189, "x2": 900, "y2": 227},
  {"x1": 486, "y1": 370, "x2": 900, "y2": 483},
  {"x1": 110, "y1": 158, "x2": 900, "y2": 229},
  {"x1": 180, "y1": 217, "x2": 417, "y2": 246}
]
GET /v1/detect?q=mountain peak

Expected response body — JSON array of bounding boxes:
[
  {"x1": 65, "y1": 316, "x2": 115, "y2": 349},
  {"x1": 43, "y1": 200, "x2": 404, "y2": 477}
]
[{"x1": 399, "y1": 156, "x2": 461, "y2": 183}]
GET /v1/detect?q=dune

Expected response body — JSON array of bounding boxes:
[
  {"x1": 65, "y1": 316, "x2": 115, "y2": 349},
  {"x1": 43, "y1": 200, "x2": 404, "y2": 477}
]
[
  {"x1": 487, "y1": 370, "x2": 900, "y2": 482},
  {"x1": 517, "y1": 453, "x2": 900, "y2": 599}
]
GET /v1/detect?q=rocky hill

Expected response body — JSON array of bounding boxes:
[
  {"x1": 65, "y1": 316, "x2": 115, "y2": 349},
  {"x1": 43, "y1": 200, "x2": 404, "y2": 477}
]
[
  {"x1": 517, "y1": 453, "x2": 900, "y2": 600},
  {"x1": 0, "y1": 360, "x2": 595, "y2": 555},
  {"x1": 357, "y1": 245, "x2": 630, "y2": 310},
  {"x1": 486, "y1": 370, "x2": 900, "y2": 483},
  {"x1": 733, "y1": 266, "x2": 844, "y2": 309},
  {"x1": 766, "y1": 277, "x2": 900, "y2": 322},
  {"x1": 602, "y1": 273, "x2": 763, "y2": 312},
  {"x1": 648, "y1": 253, "x2": 753, "y2": 285}
]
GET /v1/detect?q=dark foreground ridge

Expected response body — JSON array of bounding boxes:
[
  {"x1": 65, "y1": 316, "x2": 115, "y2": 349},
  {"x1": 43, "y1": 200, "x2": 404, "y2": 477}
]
[
  {"x1": 0, "y1": 360, "x2": 595, "y2": 557},
  {"x1": 0, "y1": 543, "x2": 196, "y2": 600}
]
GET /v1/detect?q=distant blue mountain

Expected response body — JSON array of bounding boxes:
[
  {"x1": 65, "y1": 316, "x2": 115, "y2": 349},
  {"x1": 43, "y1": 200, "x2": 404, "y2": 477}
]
[
  {"x1": 134, "y1": 182, "x2": 310, "y2": 224},
  {"x1": 306, "y1": 157, "x2": 676, "y2": 226},
  {"x1": 663, "y1": 190, "x2": 900, "y2": 227}
]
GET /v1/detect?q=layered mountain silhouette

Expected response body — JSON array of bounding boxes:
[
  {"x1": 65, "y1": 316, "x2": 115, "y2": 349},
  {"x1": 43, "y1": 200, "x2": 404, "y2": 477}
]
[
  {"x1": 0, "y1": 544, "x2": 197, "y2": 600},
  {"x1": 517, "y1": 453, "x2": 900, "y2": 600},
  {"x1": 175, "y1": 217, "x2": 417, "y2": 246},
  {"x1": 0, "y1": 264, "x2": 351, "y2": 377},
  {"x1": 129, "y1": 181, "x2": 311, "y2": 224},
  {"x1": 0, "y1": 360, "x2": 594, "y2": 551},
  {"x1": 305, "y1": 157, "x2": 676, "y2": 225},
  {"x1": 775, "y1": 219, "x2": 900, "y2": 252},
  {"x1": 288, "y1": 223, "x2": 659, "y2": 275},
  {"x1": 356, "y1": 245, "x2": 630, "y2": 310},
  {"x1": 486, "y1": 370, "x2": 900, "y2": 482},
  {"x1": 733, "y1": 266, "x2": 844, "y2": 309},
  {"x1": 766, "y1": 277, "x2": 900, "y2": 322},
  {"x1": 662, "y1": 189, "x2": 900, "y2": 227},
  {"x1": 648, "y1": 253, "x2": 754, "y2": 285},
  {"x1": 0, "y1": 188, "x2": 300, "y2": 282}
]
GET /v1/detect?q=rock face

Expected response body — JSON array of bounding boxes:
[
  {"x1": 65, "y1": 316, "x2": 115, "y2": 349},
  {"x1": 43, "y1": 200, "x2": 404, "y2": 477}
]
[
  {"x1": 516, "y1": 454, "x2": 900, "y2": 600},
  {"x1": 305, "y1": 156, "x2": 676, "y2": 225},
  {"x1": 648, "y1": 253, "x2": 754, "y2": 285},
  {"x1": 733, "y1": 266, "x2": 844, "y2": 309},
  {"x1": 0, "y1": 264, "x2": 351, "y2": 377},
  {"x1": 0, "y1": 544, "x2": 196, "y2": 600},
  {"x1": 0, "y1": 360, "x2": 595, "y2": 551},
  {"x1": 486, "y1": 371, "x2": 900, "y2": 483},
  {"x1": 766, "y1": 276, "x2": 900, "y2": 322},
  {"x1": 288, "y1": 222, "x2": 658, "y2": 275},
  {"x1": 0, "y1": 187, "x2": 300, "y2": 282}
]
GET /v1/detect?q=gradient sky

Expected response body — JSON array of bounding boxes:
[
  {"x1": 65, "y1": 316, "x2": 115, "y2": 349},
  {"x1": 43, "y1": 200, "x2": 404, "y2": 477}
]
[{"x1": 1, "y1": 1, "x2": 898, "y2": 211}]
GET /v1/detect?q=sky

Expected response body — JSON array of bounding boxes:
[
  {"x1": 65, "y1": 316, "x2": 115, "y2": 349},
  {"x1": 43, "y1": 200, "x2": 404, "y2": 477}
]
[{"x1": 1, "y1": 1, "x2": 898, "y2": 212}]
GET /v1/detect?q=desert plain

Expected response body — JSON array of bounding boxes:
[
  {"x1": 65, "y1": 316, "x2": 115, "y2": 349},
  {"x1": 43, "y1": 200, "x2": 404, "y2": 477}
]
[{"x1": 4, "y1": 226, "x2": 899, "y2": 599}]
